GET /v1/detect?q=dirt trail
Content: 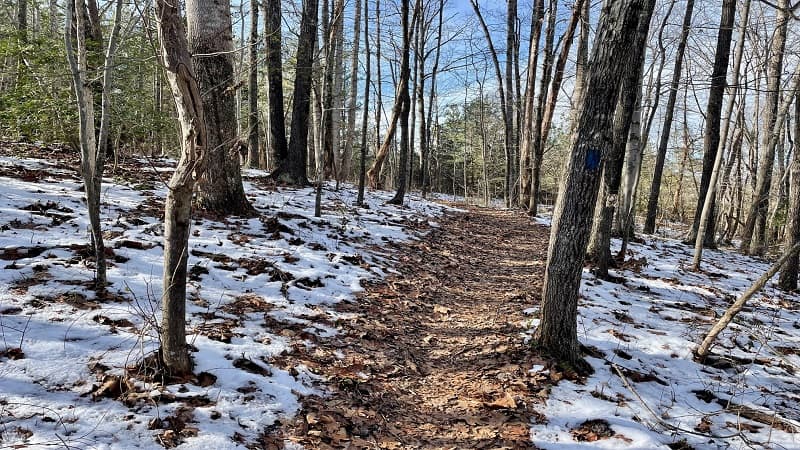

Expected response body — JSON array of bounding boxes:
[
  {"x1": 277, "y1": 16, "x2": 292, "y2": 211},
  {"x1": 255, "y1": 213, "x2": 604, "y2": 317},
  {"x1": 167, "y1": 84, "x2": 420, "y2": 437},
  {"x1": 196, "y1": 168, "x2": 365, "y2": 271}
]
[{"x1": 282, "y1": 207, "x2": 551, "y2": 449}]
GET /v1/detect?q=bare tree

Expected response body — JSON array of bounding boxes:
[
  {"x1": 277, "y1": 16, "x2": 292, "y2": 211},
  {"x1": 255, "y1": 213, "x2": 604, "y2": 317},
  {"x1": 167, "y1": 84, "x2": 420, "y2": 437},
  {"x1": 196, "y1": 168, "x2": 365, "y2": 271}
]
[
  {"x1": 387, "y1": 0, "x2": 413, "y2": 205},
  {"x1": 187, "y1": 0, "x2": 253, "y2": 214},
  {"x1": 155, "y1": 0, "x2": 208, "y2": 376},
  {"x1": 535, "y1": 0, "x2": 652, "y2": 366},
  {"x1": 357, "y1": 0, "x2": 371, "y2": 205},
  {"x1": 779, "y1": 93, "x2": 800, "y2": 290},
  {"x1": 64, "y1": 0, "x2": 123, "y2": 288},
  {"x1": 272, "y1": 0, "x2": 318, "y2": 185},
  {"x1": 264, "y1": 0, "x2": 287, "y2": 167},
  {"x1": 643, "y1": 0, "x2": 694, "y2": 234},
  {"x1": 246, "y1": 0, "x2": 260, "y2": 168}
]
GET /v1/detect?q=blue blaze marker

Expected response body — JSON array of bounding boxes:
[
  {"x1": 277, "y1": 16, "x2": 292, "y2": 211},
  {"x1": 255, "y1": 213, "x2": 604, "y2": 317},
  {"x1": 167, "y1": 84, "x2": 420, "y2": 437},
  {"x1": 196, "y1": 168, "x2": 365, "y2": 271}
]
[{"x1": 586, "y1": 147, "x2": 601, "y2": 171}]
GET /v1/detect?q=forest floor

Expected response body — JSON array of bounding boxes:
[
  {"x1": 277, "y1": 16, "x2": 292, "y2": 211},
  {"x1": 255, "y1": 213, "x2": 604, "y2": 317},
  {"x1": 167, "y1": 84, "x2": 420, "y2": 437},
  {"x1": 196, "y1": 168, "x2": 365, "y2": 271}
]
[{"x1": 280, "y1": 208, "x2": 551, "y2": 449}]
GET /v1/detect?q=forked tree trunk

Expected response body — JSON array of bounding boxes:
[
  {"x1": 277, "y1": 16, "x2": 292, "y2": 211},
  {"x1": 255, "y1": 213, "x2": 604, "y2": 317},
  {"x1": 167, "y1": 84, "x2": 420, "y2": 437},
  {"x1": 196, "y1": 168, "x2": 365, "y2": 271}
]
[
  {"x1": 518, "y1": 0, "x2": 544, "y2": 209},
  {"x1": 187, "y1": 0, "x2": 253, "y2": 215},
  {"x1": 528, "y1": 0, "x2": 556, "y2": 215},
  {"x1": 535, "y1": 0, "x2": 651, "y2": 366},
  {"x1": 155, "y1": 0, "x2": 208, "y2": 376},
  {"x1": 421, "y1": 0, "x2": 444, "y2": 198},
  {"x1": 643, "y1": 0, "x2": 694, "y2": 234},
  {"x1": 64, "y1": 0, "x2": 122, "y2": 288}
]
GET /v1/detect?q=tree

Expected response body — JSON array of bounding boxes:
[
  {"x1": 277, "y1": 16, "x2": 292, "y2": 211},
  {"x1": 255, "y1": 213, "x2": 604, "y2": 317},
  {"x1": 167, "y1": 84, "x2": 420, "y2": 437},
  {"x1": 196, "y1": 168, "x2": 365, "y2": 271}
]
[
  {"x1": 186, "y1": 0, "x2": 253, "y2": 215},
  {"x1": 271, "y1": 0, "x2": 318, "y2": 185},
  {"x1": 643, "y1": 0, "x2": 694, "y2": 234},
  {"x1": 387, "y1": 0, "x2": 413, "y2": 205},
  {"x1": 264, "y1": 0, "x2": 288, "y2": 167},
  {"x1": 587, "y1": 0, "x2": 654, "y2": 279},
  {"x1": 341, "y1": 0, "x2": 362, "y2": 182},
  {"x1": 779, "y1": 93, "x2": 800, "y2": 290},
  {"x1": 155, "y1": 0, "x2": 208, "y2": 376},
  {"x1": 692, "y1": 0, "x2": 748, "y2": 270},
  {"x1": 64, "y1": 0, "x2": 123, "y2": 288},
  {"x1": 534, "y1": 0, "x2": 652, "y2": 366},
  {"x1": 685, "y1": 0, "x2": 736, "y2": 248},
  {"x1": 740, "y1": 0, "x2": 790, "y2": 255},
  {"x1": 246, "y1": 0, "x2": 260, "y2": 168},
  {"x1": 356, "y1": 0, "x2": 371, "y2": 206},
  {"x1": 519, "y1": 0, "x2": 544, "y2": 209}
]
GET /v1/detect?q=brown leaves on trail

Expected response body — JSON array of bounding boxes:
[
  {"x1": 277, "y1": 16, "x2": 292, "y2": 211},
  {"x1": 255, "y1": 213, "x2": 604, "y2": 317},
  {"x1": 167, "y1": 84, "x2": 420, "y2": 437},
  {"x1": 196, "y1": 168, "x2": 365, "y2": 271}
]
[
  {"x1": 570, "y1": 419, "x2": 616, "y2": 442},
  {"x1": 280, "y1": 208, "x2": 552, "y2": 449}
]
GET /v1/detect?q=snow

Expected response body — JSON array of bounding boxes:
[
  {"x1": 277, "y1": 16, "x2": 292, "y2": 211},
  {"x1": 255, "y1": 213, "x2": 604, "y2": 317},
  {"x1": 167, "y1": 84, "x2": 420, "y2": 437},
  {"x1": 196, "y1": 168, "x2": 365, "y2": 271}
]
[
  {"x1": 528, "y1": 230, "x2": 800, "y2": 450},
  {"x1": 0, "y1": 153, "x2": 455, "y2": 449}
]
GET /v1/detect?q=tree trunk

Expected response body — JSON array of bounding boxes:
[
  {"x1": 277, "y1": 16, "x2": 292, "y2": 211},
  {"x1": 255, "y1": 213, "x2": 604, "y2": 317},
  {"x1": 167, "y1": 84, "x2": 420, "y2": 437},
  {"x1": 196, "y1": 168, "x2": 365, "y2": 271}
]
[
  {"x1": 470, "y1": 0, "x2": 510, "y2": 207},
  {"x1": 421, "y1": 0, "x2": 443, "y2": 198},
  {"x1": 387, "y1": 0, "x2": 412, "y2": 205},
  {"x1": 534, "y1": 0, "x2": 651, "y2": 366},
  {"x1": 264, "y1": 0, "x2": 288, "y2": 165},
  {"x1": 643, "y1": 0, "x2": 693, "y2": 234},
  {"x1": 340, "y1": 0, "x2": 362, "y2": 183},
  {"x1": 246, "y1": 0, "x2": 260, "y2": 168},
  {"x1": 528, "y1": 0, "x2": 556, "y2": 215},
  {"x1": 685, "y1": 0, "x2": 735, "y2": 248},
  {"x1": 741, "y1": 0, "x2": 789, "y2": 254},
  {"x1": 518, "y1": 0, "x2": 544, "y2": 209},
  {"x1": 614, "y1": 77, "x2": 644, "y2": 241},
  {"x1": 586, "y1": 0, "x2": 653, "y2": 279},
  {"x1": 155, "y1": 0, "x2": 208, "y2": 376},
  {"x1": 779, "y1": 94, "x2": 800, "y2": 290},
  {"x1": 505, "y1": 0, "x2": 517, "y2": 206},
  {"x1": 272, "y1": 0, "x2": 318, "y2": 185},
  {"x1": 356, "y1": 0, "x2": 370, "y2": 206},
  {"x1": 64, "y1": 0, "x2": 122, "y2": 289},
  {"x1": 187, "y1": 0, "x2": 253, "y2": 215}
]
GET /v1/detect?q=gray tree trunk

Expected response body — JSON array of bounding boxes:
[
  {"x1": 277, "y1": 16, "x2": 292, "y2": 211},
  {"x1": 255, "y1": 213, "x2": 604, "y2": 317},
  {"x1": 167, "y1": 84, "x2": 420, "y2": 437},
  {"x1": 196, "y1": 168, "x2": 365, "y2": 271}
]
[
  {"x1": 741, "y1": 0, "x2": 790, "y2": 255},
  {"x1": 387, "y1": 0, "x2": 412, "y2": 205},
  {"x1": 686, "y1": 0, "x2": 736, "y2": 248},
  {"x1": 187, "y1": 0, "x2": 253, "y2": 214},
  {"x1": 246, "y1": 0, "x2": 260, "y2": 168},
  {"x1": 155, "y1": 0, "x2": 208, "y2": 376},
  {"x1": 779, "y1": 94, "x2": 800, "y2": 290},
  {"x1": 272, "y1": 0, "x2": 318, "y2": 185},
  {"x1": 518, "y1": 0, "x2": 544, "y2": 209},
  {"x1": 340, "y1": 0, "x2": 362, "y2": 182},
  {"x1": 643, "y1": 0, "x2": 694, "y2": 234},
  {"x1": 586, "y1": 0, "x2": 653, "y2": 279},
  {"x1": 264, "y1": 0, "x2": 287, "y2": 165},
  {"x1": 356, "y1": 0, "x2": 370, "y2": 206},
  {"x1": 535, "y1": 0, "x2": 652, "y2": 366}
]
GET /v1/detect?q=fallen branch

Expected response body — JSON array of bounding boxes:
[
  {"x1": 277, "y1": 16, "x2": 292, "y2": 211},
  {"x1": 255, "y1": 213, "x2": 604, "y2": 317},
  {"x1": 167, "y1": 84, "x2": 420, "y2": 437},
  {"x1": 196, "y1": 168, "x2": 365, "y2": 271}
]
[{"x1": 696, "y1": 242, "x2": 800, "y2": 358}]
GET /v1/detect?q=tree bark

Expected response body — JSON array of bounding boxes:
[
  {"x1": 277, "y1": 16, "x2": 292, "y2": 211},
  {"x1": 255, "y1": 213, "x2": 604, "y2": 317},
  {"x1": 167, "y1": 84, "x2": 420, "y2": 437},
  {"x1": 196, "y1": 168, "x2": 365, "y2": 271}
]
[
  {"x1": 246, "y1": 0, "x2": 260, "y2": 168},
  {"x1": 534, "y1": 0, "x2": 651, "y2": 366},
  {"x1": 387, "y1": 0, "x2": 412, "y2": 205},
  {"x1": 187, "y1": 0, "x2": 253, "y2": 215},
  {"x1": 685, "y1": 0, "x2": 736, "y2": 248},
  {"x1": 643, "y1": 0, "x2": 693, "y2": 234},
  {"x1": 155, "y1": 0, "x2": 208, "y2": 376},
  {"x1": 264, "y1": 0, "x2": 288, "y2": 165},
  {"x1": 356, "y1": 0, "x2": 370, "y2": 206},
  {"x1": 272, "y1": 0, "x2": 318, "y2": 185},
  {"x1": 586, "y1": 0, "x2": 653, "y2": 278},
  {"x1": 779, "y1": 94, "x2": 800, "y2": 290},
  {"x1": 741, "y1": 0, "x2": 790, "y2": 255}
]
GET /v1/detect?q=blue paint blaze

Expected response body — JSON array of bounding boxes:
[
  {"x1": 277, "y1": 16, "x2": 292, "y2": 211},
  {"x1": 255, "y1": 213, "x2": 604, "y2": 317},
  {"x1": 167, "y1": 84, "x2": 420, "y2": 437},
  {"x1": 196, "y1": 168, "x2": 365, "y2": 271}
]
[{"x1": 585, "y1": 147, "x2": 601, "y2": 171}]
